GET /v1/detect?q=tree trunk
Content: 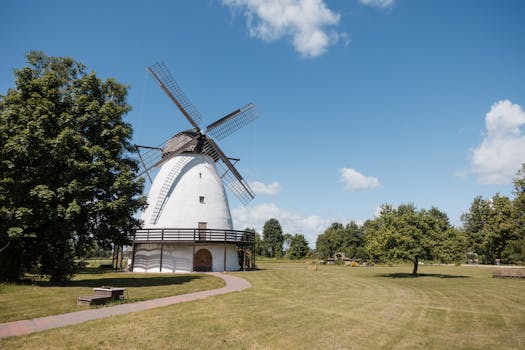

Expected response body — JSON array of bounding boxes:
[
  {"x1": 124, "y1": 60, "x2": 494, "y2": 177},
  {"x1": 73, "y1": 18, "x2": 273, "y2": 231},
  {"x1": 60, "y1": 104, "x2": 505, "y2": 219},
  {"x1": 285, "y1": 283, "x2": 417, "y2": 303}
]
[
  {"x1": 118, "y1": 245, "x2": 123, "y2": 270},
  {"x1": 412, "y1": 255, "x2": 419, "y2": 276},
  {"x1": 111, "y1": 245, "x2": 117, "y2": 270},
  {"x1": 114, "y1": 245, "x2": 120, "y2": 271}
]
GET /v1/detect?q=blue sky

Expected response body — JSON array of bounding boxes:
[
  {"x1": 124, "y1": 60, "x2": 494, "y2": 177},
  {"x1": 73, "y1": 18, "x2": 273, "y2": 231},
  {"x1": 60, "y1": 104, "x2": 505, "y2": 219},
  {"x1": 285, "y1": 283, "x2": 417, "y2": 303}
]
[{"x1": 1, "y1": 0, "x2": 525, "y2": 246}]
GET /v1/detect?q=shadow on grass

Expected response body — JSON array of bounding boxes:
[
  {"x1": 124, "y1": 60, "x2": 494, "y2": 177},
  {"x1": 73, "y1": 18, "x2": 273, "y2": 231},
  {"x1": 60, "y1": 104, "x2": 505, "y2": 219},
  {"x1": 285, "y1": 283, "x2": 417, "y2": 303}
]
[
  {"x1": 32, "y1": 275, "x2": 203, "y2": 288},
  {"x1": 377, "y1": 273, "x2": 471, "y2": 279},
  {"x1": 75, "y1": 267, "x2": 114, "y2": 275}
]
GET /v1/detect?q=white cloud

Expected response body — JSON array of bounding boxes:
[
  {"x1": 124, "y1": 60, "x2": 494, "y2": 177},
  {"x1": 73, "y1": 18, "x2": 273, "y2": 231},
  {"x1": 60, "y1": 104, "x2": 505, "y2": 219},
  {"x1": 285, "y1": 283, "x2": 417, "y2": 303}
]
[
  {"x1": 359, "y1": 0, "x2": 394, "y2": 9},
  {"x1": 249, "y1": 181, "x2": 281, "y2": 195},
  {"x1": 232, "y1": 203, "x2": 337, "y2": 247},
  {"x1": 469, "y1": 100, "x2": 525, "y2": 185},
  {"x1": 222, "y1": 0, "x2": 345, "y2": 58},
  {"x1": 340, "y1": 167, "x2": 380, "y2": 191}
]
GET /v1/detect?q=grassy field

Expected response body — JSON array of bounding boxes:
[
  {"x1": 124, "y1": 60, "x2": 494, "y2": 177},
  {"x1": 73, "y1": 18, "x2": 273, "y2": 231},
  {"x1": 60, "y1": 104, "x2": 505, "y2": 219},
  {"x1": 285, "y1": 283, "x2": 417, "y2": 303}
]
[
  {"x1": 1, "y1": 262, "x2": 524, "y2": 349},
  {"x1": 0, "y1": 267, "x2": 225, "y2": 323}
]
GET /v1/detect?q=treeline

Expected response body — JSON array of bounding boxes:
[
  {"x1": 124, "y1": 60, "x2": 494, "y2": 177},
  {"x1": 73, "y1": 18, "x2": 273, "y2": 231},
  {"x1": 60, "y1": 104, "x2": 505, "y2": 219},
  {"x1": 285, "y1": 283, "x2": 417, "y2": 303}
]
[
  {"x1": 327, "y1": 204, "x2": 464, "y2": 275},
  {"x1": 253, "y1": 164, "x2": 525, "y2": 274},
  {"x1": 251, "y1": 219, "x2": 311, "y2": 260}
]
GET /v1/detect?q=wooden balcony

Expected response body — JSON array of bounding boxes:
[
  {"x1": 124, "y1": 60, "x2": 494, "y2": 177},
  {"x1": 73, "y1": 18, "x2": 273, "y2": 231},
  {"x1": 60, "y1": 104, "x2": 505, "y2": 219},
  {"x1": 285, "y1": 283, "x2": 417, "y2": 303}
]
[{"x1": 133, "y1": 228, "x2": 255, "y2": 246}]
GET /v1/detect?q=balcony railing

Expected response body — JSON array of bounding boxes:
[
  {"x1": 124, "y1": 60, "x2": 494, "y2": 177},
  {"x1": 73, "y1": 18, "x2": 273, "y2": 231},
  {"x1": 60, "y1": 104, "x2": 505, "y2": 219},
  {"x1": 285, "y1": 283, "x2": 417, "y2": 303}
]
[{"x1": 133, "y1": 228, "x2": 255, "y2": 245}]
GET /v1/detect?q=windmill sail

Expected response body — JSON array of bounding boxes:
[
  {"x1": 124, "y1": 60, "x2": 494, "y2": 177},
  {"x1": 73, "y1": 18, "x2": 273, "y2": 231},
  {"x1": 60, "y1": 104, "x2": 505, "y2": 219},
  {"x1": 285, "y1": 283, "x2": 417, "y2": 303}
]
[
  {"x1": 207, "y1": 103, "x2": 258, "y2": 141},
  {"x1": 148, "y1": 62, "x2": 203, "y2": 129},
  {"x1": 203, "y1": 137, "x2": 255, "y2": 205}
]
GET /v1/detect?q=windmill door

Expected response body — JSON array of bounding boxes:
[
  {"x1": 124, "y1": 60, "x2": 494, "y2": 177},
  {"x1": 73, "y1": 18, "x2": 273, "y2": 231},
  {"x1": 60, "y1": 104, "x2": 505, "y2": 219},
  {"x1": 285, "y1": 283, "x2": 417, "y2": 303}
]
[{"x1": 194, "y1": 249, "x2": 212, "y2": 272}]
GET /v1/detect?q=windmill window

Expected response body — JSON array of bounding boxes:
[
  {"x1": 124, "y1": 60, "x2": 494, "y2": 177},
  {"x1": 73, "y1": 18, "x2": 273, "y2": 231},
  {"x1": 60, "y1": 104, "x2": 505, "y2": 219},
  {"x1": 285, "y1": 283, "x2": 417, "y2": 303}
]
[{"x1": 199, "y1": 196, "x2": 205, "y2": 204}]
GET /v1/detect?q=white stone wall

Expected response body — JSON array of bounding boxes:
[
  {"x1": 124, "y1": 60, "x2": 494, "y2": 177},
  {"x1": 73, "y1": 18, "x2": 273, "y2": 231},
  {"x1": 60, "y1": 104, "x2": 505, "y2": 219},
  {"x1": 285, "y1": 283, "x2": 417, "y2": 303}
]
[{"x1": 132, "y1": 243, "x2": 240, "y2": 272}]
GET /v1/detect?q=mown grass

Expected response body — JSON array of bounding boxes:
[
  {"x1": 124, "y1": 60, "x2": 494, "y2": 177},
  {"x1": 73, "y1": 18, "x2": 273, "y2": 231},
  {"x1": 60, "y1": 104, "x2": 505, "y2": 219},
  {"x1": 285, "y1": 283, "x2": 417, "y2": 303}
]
[
  {"x1": 1, "y1": 262, "x2": 524, "y2": 349},
  {"x1": 0, "y1": 266, "x2": 225, "y2": 323}
]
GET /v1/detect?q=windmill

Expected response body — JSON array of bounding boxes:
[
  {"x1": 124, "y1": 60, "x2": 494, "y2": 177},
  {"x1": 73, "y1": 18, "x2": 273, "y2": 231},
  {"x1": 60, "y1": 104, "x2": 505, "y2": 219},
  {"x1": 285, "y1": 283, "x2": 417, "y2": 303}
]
[{"x1": 130, "y1": 62, "x2": 259, "y2": 273}]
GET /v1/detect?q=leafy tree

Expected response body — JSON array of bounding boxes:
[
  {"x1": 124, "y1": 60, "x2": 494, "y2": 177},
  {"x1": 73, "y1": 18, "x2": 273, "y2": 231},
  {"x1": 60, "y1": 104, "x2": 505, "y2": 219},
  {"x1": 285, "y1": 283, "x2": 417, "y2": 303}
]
[
  {"x1": 344, "y1": 221, "x2": 367, "y2": 260},
  {"x1": 287, "y1": 234, "x2": 310, "y2": 259},
  {"x1": 244, "y1": 227, "x2": 262, "y2": 256},
  {"x1": 426, "y1": 207, "x2": 466, "y2": 265},
  {"x1": 0, "y1": 51, "x2": 145, "y2": 281},
  {"x1": 262, "y1": 218, "x2": 284, "y2": 258},
  {"x1": 84, "y1": 241, "x2": 113, "y2": 258},
  {"x1": 316, "y1": 223, "x2": 344, "y2": 259},
  {"x1": 462, "y1": 191, "x2": 522, "y2": 264},
  {"x1": 461, "y1": 195, "x2": 491, "y2": 260},
  {"x1": 481, "y1": 194, "x2": 516, "y2": 264},
  {"x1": 510, "y1": 164, "x2": 525, "y2": 264},
  {"x1": 365, "y1": 204, "x2": 465, "y2": 276},
  {"x1": 316, "y1": 221, "x2": 366, "y2": 260}
]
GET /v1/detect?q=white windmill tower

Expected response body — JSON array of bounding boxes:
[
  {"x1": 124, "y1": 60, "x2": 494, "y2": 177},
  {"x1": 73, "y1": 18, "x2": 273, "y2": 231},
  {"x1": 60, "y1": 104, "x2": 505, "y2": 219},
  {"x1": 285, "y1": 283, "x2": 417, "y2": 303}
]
[{"x1": 130, "y1": 62, "x2": 258, "y2": 273}]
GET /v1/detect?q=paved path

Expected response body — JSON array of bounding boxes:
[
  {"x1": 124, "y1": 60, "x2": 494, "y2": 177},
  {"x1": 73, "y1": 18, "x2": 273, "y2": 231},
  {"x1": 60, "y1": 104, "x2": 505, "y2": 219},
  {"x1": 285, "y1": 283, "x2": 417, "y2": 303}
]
[{"x1": 0, "y1": 272, "x2": 251, "y2": 339}]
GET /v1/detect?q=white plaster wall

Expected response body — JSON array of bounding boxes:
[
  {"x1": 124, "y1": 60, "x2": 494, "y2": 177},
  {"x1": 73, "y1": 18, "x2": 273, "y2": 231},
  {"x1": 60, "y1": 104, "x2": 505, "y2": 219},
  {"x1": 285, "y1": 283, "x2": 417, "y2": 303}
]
[
  {"x1": 203, "y1": 244, "x2": 239, "y2": 272},
  {"x1": 141, "y1": 154, "x2": 233, "y2": 230},
  {"x1": 132, "y1": 243, "x2": 239, "y2": 272}
]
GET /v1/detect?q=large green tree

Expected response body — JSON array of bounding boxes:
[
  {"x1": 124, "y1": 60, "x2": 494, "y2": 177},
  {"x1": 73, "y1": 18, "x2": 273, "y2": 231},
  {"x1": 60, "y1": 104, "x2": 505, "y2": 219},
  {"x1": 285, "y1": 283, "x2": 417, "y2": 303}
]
[
  {"x1": 316, "y1": 223, "x2": 344, "y2": 259},
  {"x1": 461, "y1": 195, "x2": 491, "y2": 261},
  {"x1": 482, "y1": 194, "x2": 516, "y2": 264},
  {"x1": 365, "y1": 204, "x2": 465, "y2": 276},
  {"x1": 262, "y1": 218, "x2": 284, "y2": 258},
  {"x1": 461, "y1": 190, "x2": 523, "y2": 264},
  {"x1": 344, "y1": 221, "x2": 367, "y2": 260},
  {"x1": 0, "y1": 52, "x2": 145, "y2": 281},
  {"x1": 316, "y1": 221, "x2": 366, "y2": 260},
  {"x1": 287, "y1": 234, "x2": 310, "y2": 259},
  {"x1": 510, "y1": 164, "x2": 525, "y2": 264}
]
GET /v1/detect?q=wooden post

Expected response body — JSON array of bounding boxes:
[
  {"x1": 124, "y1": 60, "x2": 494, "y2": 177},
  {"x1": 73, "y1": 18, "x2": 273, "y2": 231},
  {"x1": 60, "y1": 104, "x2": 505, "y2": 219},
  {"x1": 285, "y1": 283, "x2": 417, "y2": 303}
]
[
  {"x1": 223, "y1": 231, "x2": 227, "y2": 272},
  {"x1": 130, "y1": 231, "x2": 136, "y2": 272},
  {"x1": 159, "y1": 243, "x2": 164, "y2": 272},
  {"x1": 252, "y1": 242, "x2": 256, "y2": 270},
  {"x1": 242, "y1": 246, "x2": 246, "y2": 271},
  {"x1": 192, "y1": 229, "x2": 196, "y2": 272},
  {"x1": 160, "y1": 229, "x2": 164, "y2": 272}
]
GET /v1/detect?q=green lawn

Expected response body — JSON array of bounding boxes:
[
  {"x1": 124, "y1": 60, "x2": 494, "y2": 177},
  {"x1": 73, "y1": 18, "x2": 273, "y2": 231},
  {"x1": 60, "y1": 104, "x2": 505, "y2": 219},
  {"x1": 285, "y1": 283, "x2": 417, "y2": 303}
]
[
  {"x1": 0, "y1": 268, "x2": 225, "y2": 323},
  {"x1": 1, "y1": 263, "x2": 524, "y2": 349}
]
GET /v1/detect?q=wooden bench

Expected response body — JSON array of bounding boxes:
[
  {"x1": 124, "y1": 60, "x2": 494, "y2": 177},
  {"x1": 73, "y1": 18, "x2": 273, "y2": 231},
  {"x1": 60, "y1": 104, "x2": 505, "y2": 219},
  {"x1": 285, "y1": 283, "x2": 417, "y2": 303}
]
[{"x1": 77, "y1": 287, "x2": 126, "y2": 306}]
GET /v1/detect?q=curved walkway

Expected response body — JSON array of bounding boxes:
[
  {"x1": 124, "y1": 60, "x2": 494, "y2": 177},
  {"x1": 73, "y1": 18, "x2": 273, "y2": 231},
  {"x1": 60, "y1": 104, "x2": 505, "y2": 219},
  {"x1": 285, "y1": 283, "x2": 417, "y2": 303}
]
[{"x1": 0, "y1": 272, "x2": 251, "y2": 339}]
